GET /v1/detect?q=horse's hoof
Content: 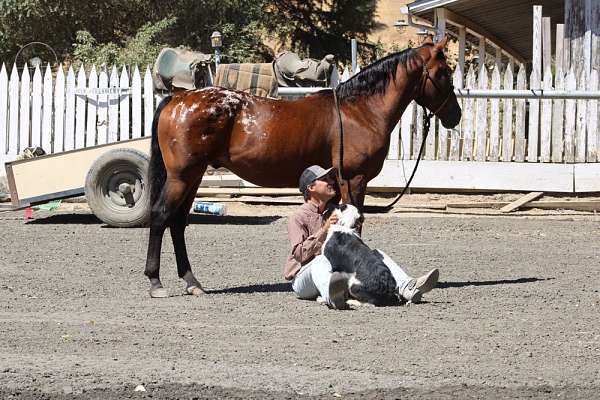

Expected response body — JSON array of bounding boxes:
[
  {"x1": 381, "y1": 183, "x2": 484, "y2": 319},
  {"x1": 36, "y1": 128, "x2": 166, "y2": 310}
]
[
  {"x1": 149, "y1": 287, "x2": 169, "y2": 298},
  {"x1": 185, "y1": 285, "x2": 205, "y2": 296}
]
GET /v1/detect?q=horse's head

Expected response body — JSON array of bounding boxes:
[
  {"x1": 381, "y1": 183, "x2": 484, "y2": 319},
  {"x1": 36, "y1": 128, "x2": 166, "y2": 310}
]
[{"x1": 414, "y1": 37, "x2": 461, "y2": 129}]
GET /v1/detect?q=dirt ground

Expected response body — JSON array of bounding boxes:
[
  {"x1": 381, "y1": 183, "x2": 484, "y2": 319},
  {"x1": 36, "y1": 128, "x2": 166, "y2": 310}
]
[{"x1": 1, "y1": 200, "x2": 599, "y2": 399}]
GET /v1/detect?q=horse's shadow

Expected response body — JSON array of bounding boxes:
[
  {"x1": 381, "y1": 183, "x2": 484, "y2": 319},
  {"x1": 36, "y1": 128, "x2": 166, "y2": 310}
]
[
  {"x1": 25, "y1": 214, "x2": 281, "y2": 226},
  {"x1": 205, "y1": 282, "x2": 292, "y2": 294}
]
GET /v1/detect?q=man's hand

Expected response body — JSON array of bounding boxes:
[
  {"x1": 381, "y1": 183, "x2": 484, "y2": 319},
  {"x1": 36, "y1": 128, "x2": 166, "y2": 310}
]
[{"x1": 323, "y1": 213, "x2": 339, "y2": 231}]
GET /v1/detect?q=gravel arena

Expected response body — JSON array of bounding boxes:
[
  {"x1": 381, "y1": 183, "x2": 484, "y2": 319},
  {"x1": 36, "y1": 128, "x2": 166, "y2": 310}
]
[{"x1": 1, "y1": 199, "x2": 599, "y2": 399}]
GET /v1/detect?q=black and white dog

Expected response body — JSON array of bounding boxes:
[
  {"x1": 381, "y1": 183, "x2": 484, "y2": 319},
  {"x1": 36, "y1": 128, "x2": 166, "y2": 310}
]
[{"x1": 323, "y1": 204, "x2": 399, "y2": 306}]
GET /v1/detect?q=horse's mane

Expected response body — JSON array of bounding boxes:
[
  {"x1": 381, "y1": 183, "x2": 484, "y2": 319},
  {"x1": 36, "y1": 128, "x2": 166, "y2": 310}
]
[{"x1": 334, "y1": 46, "x2": 424, "y2": 102}]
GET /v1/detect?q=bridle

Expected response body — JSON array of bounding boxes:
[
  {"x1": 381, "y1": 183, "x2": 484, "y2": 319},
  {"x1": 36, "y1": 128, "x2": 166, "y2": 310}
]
[{"x1": 332, "y1": 58, "x2": 455, "y2": 211}]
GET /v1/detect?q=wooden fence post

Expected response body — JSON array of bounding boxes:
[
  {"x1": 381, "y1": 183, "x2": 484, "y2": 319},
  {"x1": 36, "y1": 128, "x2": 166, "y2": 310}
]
[
  {"x1": 0, "y1": 64, "x2": 7, "y2": 163},
  {"x1": 86, "y1": 66, "x2": 98, "y2": 147},
  {"x1": 31, "y1": 66, "x2": 42, "y2": 148},
  {"x1": 19, "y1": 64, "x2": 31, "y2": 153},
  {"x1": 540, "y1": 66, "x2": 553, "y2": 162},
  {"x1": 461, "y1": 65, "x2": 476, "y2": 160},
  {"x1": 501, "y1": 62, "x2": 514, "y2": 162},
  {"x1": 564, "y1": 67, "x2": 576, "y2": 162},
  {"x1": 514, "y1": 64, "x2": 527, "y2": 162},
  {"x1": 53, "y1": 65, "x2": 65, "y2": 153},
  {"x1": 575, "y1": 68, "x2": 587, "y2": 161},
  {"x1": 587, "y1": 69, "x2": 598, "y2": 162},
  {"x1": 42, "y1": 64, "x2": 53, "y2": 153},
  {"x1": 551, "y1": 68, "x2": 565, "y2": 162},
  {"x1": 75, "y1": 65, "x2": 87, "y2": 149}
]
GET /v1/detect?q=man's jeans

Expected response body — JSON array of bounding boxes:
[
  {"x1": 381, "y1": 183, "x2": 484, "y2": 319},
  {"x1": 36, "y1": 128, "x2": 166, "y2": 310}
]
[{"x1": 291, "y1": 250, "x2": 412, "y2": 303}]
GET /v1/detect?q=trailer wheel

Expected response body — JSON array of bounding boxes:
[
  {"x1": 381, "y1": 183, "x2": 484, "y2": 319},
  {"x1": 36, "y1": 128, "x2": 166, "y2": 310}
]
[{"x1": 85, "y1": 149, "x2": 150, "y2": 227}]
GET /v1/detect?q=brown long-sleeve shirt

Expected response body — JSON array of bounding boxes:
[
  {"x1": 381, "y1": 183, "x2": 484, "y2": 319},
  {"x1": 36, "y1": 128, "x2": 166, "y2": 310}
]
[{"x1": 283, "y1": 202, "x2": 329, "y2": 280}]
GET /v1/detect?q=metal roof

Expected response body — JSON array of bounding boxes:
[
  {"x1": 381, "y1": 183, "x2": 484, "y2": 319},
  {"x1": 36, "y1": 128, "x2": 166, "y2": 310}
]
[{"x1": 406, "y1": 0, "x2": 564, "y2": 62}]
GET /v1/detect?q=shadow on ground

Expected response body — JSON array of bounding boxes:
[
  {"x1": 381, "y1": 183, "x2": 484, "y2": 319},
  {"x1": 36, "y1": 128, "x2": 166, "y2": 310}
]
[
  {"x1": 24, "y1": 214, "x2": 281, "y2": 226},
  {"x1": 438, "y1": 277, "x2": 552, "y2": 289},
  {"x1": 206, "y1": 282, "x2": 292, "y2": 294}
]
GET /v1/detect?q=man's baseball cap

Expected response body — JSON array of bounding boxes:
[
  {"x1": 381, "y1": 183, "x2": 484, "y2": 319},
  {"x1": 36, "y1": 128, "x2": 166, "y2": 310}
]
[{"x1": 299, "y1": 165, "x2": 336, "y2": 194}]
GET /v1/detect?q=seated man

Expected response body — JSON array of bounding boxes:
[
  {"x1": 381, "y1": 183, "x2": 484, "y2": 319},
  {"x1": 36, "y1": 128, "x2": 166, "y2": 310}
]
[{"x1": 284, "y1": 165, "x2": 439, "y2": 309}]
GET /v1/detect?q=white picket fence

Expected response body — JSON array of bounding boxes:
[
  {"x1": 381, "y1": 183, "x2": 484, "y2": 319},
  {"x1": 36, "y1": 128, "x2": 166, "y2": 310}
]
[
  {"x1": 0, "y1": 61, "x2": 599, "y2": 191},
  {"x1": 386, "y1": 63, "x2": 600, "y2": 164},
  {"x1": 0, "y1": 63, "x2": 161, "y2": 166}
]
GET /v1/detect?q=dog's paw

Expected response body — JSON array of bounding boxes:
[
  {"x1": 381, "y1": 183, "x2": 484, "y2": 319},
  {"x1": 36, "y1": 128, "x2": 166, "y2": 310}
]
[
  {"x1": 346, "y1": 299, "x2": 371, "y2": 308},
  {"x1": 316, "y1": 296, "x2": 327, "y2": 305}
]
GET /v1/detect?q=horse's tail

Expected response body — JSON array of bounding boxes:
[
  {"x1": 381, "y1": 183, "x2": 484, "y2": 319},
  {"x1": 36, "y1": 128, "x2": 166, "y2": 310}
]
[{"x1": 149, "y1": 95, "x2": 172, "y2": 208}]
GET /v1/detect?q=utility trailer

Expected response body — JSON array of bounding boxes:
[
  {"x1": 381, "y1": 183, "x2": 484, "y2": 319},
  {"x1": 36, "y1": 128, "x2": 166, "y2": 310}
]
[{"x1": 4, "y1": 138, "x2": 152, "y2": 227}]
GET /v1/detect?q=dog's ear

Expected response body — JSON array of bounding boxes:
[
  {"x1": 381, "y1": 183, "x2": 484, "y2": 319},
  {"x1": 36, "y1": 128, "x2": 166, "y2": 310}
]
[{"x1": 339, "y1": 204, "x2": 347, "y2": 211}]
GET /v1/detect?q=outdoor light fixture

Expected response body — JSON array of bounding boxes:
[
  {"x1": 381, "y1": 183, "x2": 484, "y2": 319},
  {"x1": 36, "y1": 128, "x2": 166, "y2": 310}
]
[{"x1": 211, "y1": 31, "x2": 222, "y2": 67}]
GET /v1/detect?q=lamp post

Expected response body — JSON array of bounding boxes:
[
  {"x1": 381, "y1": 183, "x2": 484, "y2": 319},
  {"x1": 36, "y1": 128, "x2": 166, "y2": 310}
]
[{"x1": 211, "y1": 31, "x2": 223, "y2": 68}]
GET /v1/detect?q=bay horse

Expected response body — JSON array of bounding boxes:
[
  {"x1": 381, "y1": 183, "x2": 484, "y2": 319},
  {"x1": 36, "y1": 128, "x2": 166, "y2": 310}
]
[{"x1": 144, "y1": 37, "x2": 461, "y2": 298}]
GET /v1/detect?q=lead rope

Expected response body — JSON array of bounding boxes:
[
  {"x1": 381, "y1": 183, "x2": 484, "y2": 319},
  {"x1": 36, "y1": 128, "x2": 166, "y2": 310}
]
[{"x1": 332, "y1": 88, "x2": 355, "y2": 205}]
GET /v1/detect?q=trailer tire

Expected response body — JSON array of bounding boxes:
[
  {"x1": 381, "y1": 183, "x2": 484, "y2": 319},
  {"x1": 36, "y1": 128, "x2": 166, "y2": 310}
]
[{"x1": 85, "y1": 149, "x2": 150, "y2": 228}]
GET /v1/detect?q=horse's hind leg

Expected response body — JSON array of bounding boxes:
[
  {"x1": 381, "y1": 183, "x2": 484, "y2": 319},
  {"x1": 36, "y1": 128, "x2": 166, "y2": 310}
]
[{"x1": 169, "y1": 173, "x2": 206, "y2": 295}]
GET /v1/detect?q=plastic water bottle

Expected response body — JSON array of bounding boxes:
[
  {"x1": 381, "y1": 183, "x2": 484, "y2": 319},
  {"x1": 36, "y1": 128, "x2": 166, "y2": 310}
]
[{"x1": 193, "y1": 201, "x2": 226, "y2": 216}]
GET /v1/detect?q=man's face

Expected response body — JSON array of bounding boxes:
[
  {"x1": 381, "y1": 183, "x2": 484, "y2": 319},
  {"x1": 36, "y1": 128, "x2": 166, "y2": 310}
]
[{"x1": 308, "y1": 175, "x2": 336, "y2": 201}]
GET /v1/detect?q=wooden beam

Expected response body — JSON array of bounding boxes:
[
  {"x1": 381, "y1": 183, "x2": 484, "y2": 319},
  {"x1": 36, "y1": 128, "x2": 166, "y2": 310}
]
[
  {"x1": 532, "y1": 6, "x2": 542, "y2": 79},
  {"x1": 500, "y1": 191, "x2": 544, "y2": 213},
  {"x1": 444, "y1": 9, "x2": 526, "y2": 63}
]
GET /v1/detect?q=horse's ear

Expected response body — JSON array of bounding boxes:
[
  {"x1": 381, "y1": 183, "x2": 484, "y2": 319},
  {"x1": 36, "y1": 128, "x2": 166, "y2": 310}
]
[{"x1": 434, "y1": 36, "x2": 449, "y2": 51}]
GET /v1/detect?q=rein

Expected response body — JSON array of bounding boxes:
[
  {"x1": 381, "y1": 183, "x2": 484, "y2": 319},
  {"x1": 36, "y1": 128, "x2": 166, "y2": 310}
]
[{"x1": 333, "y1": 62, "x2": 453, "y2": 212}]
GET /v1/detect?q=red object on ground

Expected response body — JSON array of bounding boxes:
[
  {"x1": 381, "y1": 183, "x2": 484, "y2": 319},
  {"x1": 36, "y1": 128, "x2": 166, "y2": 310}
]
[{"x1": 24, "y1": 207, "x2": 33, "y2": 219}]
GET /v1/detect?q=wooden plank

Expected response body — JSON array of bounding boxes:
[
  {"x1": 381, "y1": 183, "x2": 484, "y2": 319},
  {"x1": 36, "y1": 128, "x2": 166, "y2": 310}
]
[
  {"x1": 30, "y1": 66, "x2": 42, "y2": 148},
  {"x1": 86, "y1": 66, "x2": 98, "y2": 147},
  {"x1": 592, "y1": 0, "x2": 600, "y2": 72},
  {"x1": 500, "y1": 191, "x2": 543, "y2": 213},
  {"x1": 108, "y1": 66, "x2": 119, "y2": 143},
  {"x1": 587, "y1": 69, "x2": 598, "y2": 162},
  {"x1": 449, "y1": 200, "x2": 600, "y2": 212},
  {"x1": 563, "y1": 67, "x2": 576, "y2": 162},
  {"x1": 449, "y1": 66, "x2": 462, "y2": 161},
  {"x1": 53, "y1": 65, "x2": 65, "y2": 153},
  {"x1": 400, "y1": 101, "x2": 414, "y2": 160},
  {"x1": 583, "y1": 0, "x2": 592, "y2": 75},
  {"x1": 41, "y1": 64, "x2": 53, "y2": 153},
  {"x1": 488, "y1": 66, "x2": 500, "y2": 161},
  {"x1": 131, "y1": 66, "x2": 142, "y2": 139},
  {"x1": 540, "y1": 66, "x2": 553, "y2": 162},
  {"x1": 527, "y1": 68, "x2": 540, "y2": 162},
  {"x1": 555, "y1": 24, "x2": 564, "y2": 74},
  {"x1": 369, "y1": 160, "x2": 574, "y2": 192},
  {"x1": 458, "y1": 27, "x2": 466, "y2": 77},
  {"x1": 565, "y1": 0, "x2": 585, "y2": 76},
  {"x1": 19, "y1": 64, "x2": 31, "y2": 152},
  {"x1": 514, "y1": 64, "x2": 527, "y2": 162},
  {"x1": 461, "y1": 65, "x2": 476, "y2": 160},
  {"x1": 551, "y1": 68, "x2": 565, "y2": 162},
  {"x1": 532, "y1": 6, "x2": 542, "y2": 79},
  {"x1": 425, "y1": 113, "x2": 436, "y2": 160},
  {"x1": 575, "y1": 68, "x2": 587, "y2": 162},
  {"x1": 97, "y1": 67, "x2": 108, "y2": 145},
  {"x1": 574, "y1": 163, "x2": 600, "y2": 191},
  {"x1": 0, "y1": 64, "x2": 8, "y2": 162},
  {"x1": 478, "y1": 36, "x2": 485, "y2": 73},
  {"x1": 64, "y1": 66, "x2": 76, "y2": 151},
  {"x1": 8, "y1": 65, "x2": 19, "y2": 156},
  {"x1": 413, "y1": 104, "x2": 423, "y2": 159},
  {"x1": 475, "y1": 64, "x2": 488, "y2": 161},
  {"x1": 542, "y1": 17, "x2": 552, "y2": 76},
  {"x1": 75, "y1": 65, "x2": 86, "y2": 149},
  {"x1": 501, "y1": 62, "x2": 514, "y2": 161},
  {"x1": 119, "y1": 66, "x2": 130, "y2": 141},
  {"x1": 143, "y1": 67, "x2": 153, "y2": 137}
]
